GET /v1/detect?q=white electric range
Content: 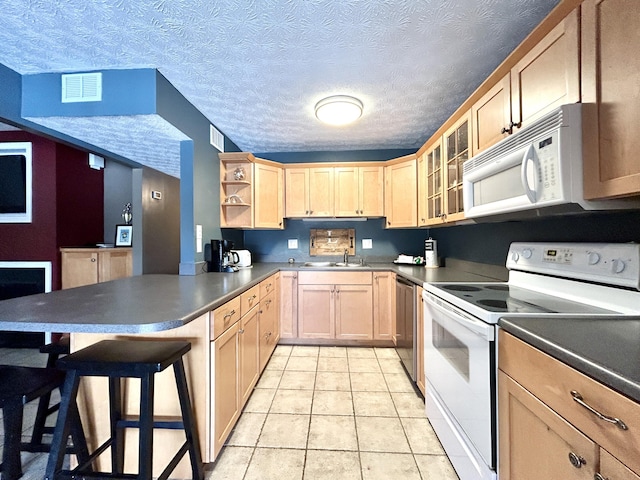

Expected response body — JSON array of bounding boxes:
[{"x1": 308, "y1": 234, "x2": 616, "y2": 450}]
[{"x1": 422, "y1": 242, "x2": 640, "y2": 480}]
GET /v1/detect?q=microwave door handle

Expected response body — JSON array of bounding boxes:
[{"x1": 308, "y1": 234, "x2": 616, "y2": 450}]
[{"x1": 521, "y1": 144, "x2": 538, "y2": 203}]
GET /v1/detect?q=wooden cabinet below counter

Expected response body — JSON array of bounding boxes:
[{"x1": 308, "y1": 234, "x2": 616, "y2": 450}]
[
  {"x1": 499, "y1": 331, "x2": 640, "y2": 479},
  {"x1": 60, "y1": 247, "x2": 132, "y2": 289}
]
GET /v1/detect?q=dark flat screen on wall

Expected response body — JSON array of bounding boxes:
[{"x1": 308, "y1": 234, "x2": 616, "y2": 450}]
[{"x1": 0, "y1": 154, "x2": 27, "y2": 213}]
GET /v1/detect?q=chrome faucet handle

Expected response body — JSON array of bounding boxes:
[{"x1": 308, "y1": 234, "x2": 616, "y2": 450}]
[{"x1": 343, "y1": 249, "x2": 349, "y2": 263}]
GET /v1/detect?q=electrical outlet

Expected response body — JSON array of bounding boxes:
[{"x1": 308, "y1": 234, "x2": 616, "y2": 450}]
[
  {"x1": 362, "y1": 239, "x2": 373, "y2": 249},
  {"x1": 288, "y1": 239, "x2": 298, "y2": 249}
]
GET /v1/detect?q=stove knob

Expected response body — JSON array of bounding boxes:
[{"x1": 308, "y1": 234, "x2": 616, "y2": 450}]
[
  {"x1": 522, "y1": 248, "x2": 533, "y2": 259},
  {"x1": 612, "y1": 259, "x2": 626, "y2": 274},
  {"x1": 587, "y1": 252, "x2": 601, "y2": 265},
  {"x1": 511, "y1": 252, "x2": 520, "y2": 262}
]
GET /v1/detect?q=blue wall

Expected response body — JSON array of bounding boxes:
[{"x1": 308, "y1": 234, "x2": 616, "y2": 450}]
[{"x1": 257, "y1": 149, "x2": 415, "y2": 164}]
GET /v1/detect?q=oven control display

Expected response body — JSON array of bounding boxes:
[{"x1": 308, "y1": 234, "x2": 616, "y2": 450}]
[{"x1": 543, "y1": 248, "x2": 573, "y2": 264}]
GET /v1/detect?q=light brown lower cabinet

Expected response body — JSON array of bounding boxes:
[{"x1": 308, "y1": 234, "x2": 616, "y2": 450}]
[
  {"x1": 297, "y1": 271, "x2": 373, "y2": 340},
  {"x1": 279, "y1": 271, "x2": 298, "y2": 339},
  {"x1": 61, "y1": 247, "x2": 132, "y2": 289},
  {"x1": 373, "y1": 271, "x2": 394, "y2": 341},
  {"x1": 238, "y1": 307, "x2": 260, "y2": 406},
  {"x1": 259, "y1": 287, "x2": 279, "y2": 371},
  {"x1": 499, "y1": 331, "x2": 640, "y2": 479}
]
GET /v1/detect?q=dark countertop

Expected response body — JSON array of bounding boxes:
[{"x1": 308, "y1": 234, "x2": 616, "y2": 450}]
[
  {"x1": 0, "y1": 262, "x2": 503, "y2": 334},
  {"x1": 499, "y1": 316, "x2": 640, "y2": 404}
]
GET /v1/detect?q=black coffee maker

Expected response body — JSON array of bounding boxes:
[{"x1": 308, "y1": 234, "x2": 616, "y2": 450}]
[{"x1": 209, "y1": 239, "x2": 238, "y2": 272}]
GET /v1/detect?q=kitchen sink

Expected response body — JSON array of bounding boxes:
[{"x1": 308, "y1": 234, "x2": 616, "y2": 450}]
[{"x1": 302, "y1": 261, "x2": 368, "y2": 268}]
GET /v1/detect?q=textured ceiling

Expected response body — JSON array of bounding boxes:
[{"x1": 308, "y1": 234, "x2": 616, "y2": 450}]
[{"x1": 0, "y1": 0, "x2": 561, "y2": 174}]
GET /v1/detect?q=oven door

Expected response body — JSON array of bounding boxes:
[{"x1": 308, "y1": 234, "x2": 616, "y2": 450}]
[{"x1": 423, "y1": 290, "x2": 495, "y2": 470}]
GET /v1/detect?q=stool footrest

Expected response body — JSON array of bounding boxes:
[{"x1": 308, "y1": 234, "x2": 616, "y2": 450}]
[
  {"x1": 117, "y1": 418, "x2": 185, "y2": 430},
  {"x1": 54, "y1": 472, "x2": 139, "y2": 480}
]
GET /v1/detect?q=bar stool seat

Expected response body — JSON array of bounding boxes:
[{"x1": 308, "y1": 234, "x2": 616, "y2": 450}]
[
  {"x1": 0, "y1": 365, "x2": 89, "y2": 480},
  {"x1": 45, "y1": 339, "x2": 204, "y2": 480}
]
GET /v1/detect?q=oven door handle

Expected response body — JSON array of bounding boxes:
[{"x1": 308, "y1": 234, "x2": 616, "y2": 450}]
[{"x1": 424, "y1": 292, "x2": 495, "y2": 341}]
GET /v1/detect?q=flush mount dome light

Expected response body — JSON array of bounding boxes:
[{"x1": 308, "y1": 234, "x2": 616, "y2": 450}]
[{"x1": 315, "y1": 95, "x2": 363, "y2": 126}]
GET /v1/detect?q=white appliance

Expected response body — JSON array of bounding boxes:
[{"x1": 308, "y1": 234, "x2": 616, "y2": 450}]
[
  {"x1": 229, "y1": 249, "x2": 252, "y2": 268},
  {"x1": 462, "y1": 104, "x2": 640, "y2": 219},
  {"x1": 424, "y1": 238, "x2": 438, "y2": 268},
  {"x1": 423, "y1": 242, "x2": 640, "y2": 480}
]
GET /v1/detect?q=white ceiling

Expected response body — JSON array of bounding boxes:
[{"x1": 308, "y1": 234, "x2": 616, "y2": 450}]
[{"x1": 0, "y1": 0, "x2": 561, "y2": 175}]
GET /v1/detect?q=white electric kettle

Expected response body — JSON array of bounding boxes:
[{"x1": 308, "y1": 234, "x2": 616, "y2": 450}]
[{"x1": 230, "y1": 250, "x2": 252, "y2": 268}]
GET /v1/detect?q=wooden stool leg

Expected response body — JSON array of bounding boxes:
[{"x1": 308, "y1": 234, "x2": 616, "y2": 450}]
[
  {"x1": 138, "y1": 373, "x2": 155, "y2": 480},
  {"x1": 44, "y1": 370, "x2": 80, "y2": 480},
  {"x1": 2, "y1": 399, "x2": 24, "y2": 480},
  {"x1": 173, "y1": 359, "x2": 204, "y2": 480},
  {"x1": 108, "y1": 377, "x2": 124, "y2": 475}
]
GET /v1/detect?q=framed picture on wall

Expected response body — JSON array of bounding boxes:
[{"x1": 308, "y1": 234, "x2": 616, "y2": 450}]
[{"x1": 115, "y1": 224, "x2": 133, "y2": 247}]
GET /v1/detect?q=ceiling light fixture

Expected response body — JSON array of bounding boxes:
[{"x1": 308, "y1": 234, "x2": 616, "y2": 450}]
[{"x1": 315, "y1": 95, "x2": 363, "y2": 126}]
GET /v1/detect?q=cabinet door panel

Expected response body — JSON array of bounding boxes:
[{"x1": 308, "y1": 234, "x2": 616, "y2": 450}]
[
  {"x1": 498, "y1": 371, "x2": 598, "y2": 480},
  {"x1": 259, "y1": 292, "x2": 278, "y2": 371},
  {"x1": 512, "y1": 9, "x2": 579, "y2": 130},
  {"x1": 212, "y1": 322, "x2": 239, "y2": 457},
  {"x1": 471, "y1": 74, "x2": 511, "y2": 153},
  {"x1": 385, "y1": 158, "x2": 417, "y2": 228},
  {"x1": 334, "y1": 166, "x2": 359, "y2": 216},
  {"x1": 600, "y1": 449, "x2": 640, "y2": 480},
  {"x1": 279, "y1": 272, "x2": 298, "y2": 339},
  {"x1": 308, "y1": 167, "x2": 334, "y2": 216},
  {"x1": 335, "y1": 285, "x2": 373, "y2": 340},
  {"x1": 239, "y1": 308, "x2": 260, "y2": 405},
  {"x1": 359, "y1": 166, "x2": 384, "y2": 216},
  {"x1": 373, "y1": 272, "x2": 394, "y2": 340},
  {"x1": 99, "y1": 250, "x2": 132, "y2": 282},
  {"x1": 582, "y1": 0, "x2": 640, "y2": 199},
  {"x1": 255, "y1": 162, "x2": 283, "y2": 228},
  {"x1": 297, "y1": 285, "x2": 334, "y2": 338},
  {"x1": 285, "y1": 168, "x2": 309, "y2": 216},
  {"x1": 61, "y1": 251, "x2": 99, "y2": 289}
]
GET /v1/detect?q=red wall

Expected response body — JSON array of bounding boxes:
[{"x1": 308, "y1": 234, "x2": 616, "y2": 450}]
[{"x1": 0, "y1": 132, "x2": 103, "y2": 290}]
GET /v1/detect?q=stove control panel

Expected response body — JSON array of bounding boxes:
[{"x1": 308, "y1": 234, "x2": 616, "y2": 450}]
[{"x1": 506, "y1": 242, "x2": 640, "y2": 290}]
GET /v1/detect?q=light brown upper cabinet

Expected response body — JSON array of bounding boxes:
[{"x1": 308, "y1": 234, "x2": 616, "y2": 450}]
[
  {"x1": 471, "y1": 10, "x2": 580, "y2": 153},
  {"x1": 582, "y1": 0, "x2": 640, "y2": 200},
  {"x1": 334, "y1": 164, "x2": 384, "y2": 217},
  {"x1": 219, "y1": 153, "x2": 284, "y2": 229},
  {"x1": 285, "y1": 166, "x2": 334, "y2": 217},
  {"x1": 417, "y1": 139, "x2": 444, "y2": 226},
  {"x1": 442, "y1": 112, "x2": 471, "y2": 223},
  {"x1": 254, "y1": 161, "x2": 284, "y2": 229},
  {"x1": 384, "y1": 154, "x2": 417, "y2": 228}
]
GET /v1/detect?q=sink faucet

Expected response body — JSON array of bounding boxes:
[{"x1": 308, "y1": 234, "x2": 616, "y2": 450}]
[{"x1": 343, "y1": 249, "x2": 349, "y2": 263}]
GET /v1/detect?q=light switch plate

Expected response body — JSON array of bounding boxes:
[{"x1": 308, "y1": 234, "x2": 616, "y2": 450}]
[
  {"x1": 196, "y1": 224, "x2": 203, "y2": 253},
  {"x1": 288, "y1": 239, "x2": 298, "y2": 249},
  {"x1": 362, "y1": 239, "x2": 373, "y2": 249}
]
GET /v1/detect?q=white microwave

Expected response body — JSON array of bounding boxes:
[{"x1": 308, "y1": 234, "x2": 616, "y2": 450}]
[{"x1": 462, "y1": 104, "x2": 639, "y2": 219}]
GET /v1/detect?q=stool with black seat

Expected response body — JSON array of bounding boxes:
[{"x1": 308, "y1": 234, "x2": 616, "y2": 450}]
[
  {"x1": 45, "y1": 339, "x2": 204, "y2": 480},
  {"x1": 0, "y1": 365, "x2": 90, "y2": 480},
  {"x1": 29, "y1": 336, "x2": 71, "y2": 446}
]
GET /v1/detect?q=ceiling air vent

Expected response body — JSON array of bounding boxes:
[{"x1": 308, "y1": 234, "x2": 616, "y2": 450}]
[
  {"x1": 210, "y1": 125, "x2": 224, "y2": 152},
  {"x1": 61, "y1": 72, "x2": 102, "y2": 103}
]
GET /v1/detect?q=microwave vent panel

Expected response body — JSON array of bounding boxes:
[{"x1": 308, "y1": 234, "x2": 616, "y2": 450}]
[
  {"x1": 61, "y1": 72, "x2": 102, "y2": 103},
  {"x1": 464, "y1": 104, "x2": 579, "y2": 173}
]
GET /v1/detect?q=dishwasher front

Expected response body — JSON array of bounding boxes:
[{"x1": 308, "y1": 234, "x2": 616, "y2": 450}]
[{"x1": 395, "y1": 276, "x2": 416, "y2": 382}]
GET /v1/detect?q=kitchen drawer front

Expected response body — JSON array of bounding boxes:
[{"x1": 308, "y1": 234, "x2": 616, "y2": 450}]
[
  {"x1": 240, "y1": 285, "x2": 260, "y2": 317},
  {"x1": 212, "y1": 296, "x2": 241, "y2": 340},
  {"x1": 298, "y1": 271, "x2": 372, "y2": 285},
  {"x1": 260, "y1": 274, "x2": 278, "y2": 298},
  {"x1": 499, "y1": 331, "x2": 640, "y2": 474}
]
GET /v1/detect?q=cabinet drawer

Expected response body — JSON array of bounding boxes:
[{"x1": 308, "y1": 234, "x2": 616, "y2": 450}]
[
  {"x1": 298, "y1": 271, "x2": 372, "y2": 285},
  {"x1": 211, "y1": 296, "x2": 241, "y2": 340},
  {"x1": 260, "y1": 274, "x2": 277, "y2": 298},
  {"x1": 499, "y1": 331, "x2": 640, "y2": 474},
  {"x1": 240, "y1": 285, "x2": 260, "y2": 317}
]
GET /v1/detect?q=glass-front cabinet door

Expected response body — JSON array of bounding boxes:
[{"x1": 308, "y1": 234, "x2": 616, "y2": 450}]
[
  {"x1": 418, "y1": 140, "x2": 444, "y2": 226},
  {"x1": 443, "y1": 112, "x2": 471, "y2": 223}
]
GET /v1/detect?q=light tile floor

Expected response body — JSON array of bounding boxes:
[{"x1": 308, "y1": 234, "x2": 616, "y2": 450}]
[
  {"x1": 0, "y1": 345, "x2": 459, "y2": 480},
  {"x1": 208, "y1": 345, "x2": 459, "y2": 480}
]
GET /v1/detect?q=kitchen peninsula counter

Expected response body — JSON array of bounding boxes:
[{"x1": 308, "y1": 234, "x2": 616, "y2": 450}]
[
  {"x1": 499, "y1": 316, "x2": 640, "y2": 404},
  {"x1": 0, "y1": 261, "x2": 505, "y2": 334}
]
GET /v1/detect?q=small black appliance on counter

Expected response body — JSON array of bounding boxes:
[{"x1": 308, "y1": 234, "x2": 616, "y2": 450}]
[{"x1": 208, "y1": 239, "x2": 238, "y2": 272}]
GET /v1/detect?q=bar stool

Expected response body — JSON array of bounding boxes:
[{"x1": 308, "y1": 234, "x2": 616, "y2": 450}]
[
  {"x1": 29, "y1": 336, "x2": 71, "y2": 446},
  {"x1": 45, "y1": 339, "x2": 204, "y2": 480},
  {"x1": 0, "y1": 365, "x2": 89, "y2": 480}
]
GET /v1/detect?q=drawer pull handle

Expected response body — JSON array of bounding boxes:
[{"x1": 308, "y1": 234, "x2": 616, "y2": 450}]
[
  {"x1": 594, "y1": 474, "x2": 608, "y2": 480},
  {"x1": 570, "y1": 390, "x2": 628, "y2": 430},
  {"x1": 223, "y1": 310, "x2": 236, "y2": 323},
  {"x1": 568, "y1": 452, "x2": 586, "y2": 468}
]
